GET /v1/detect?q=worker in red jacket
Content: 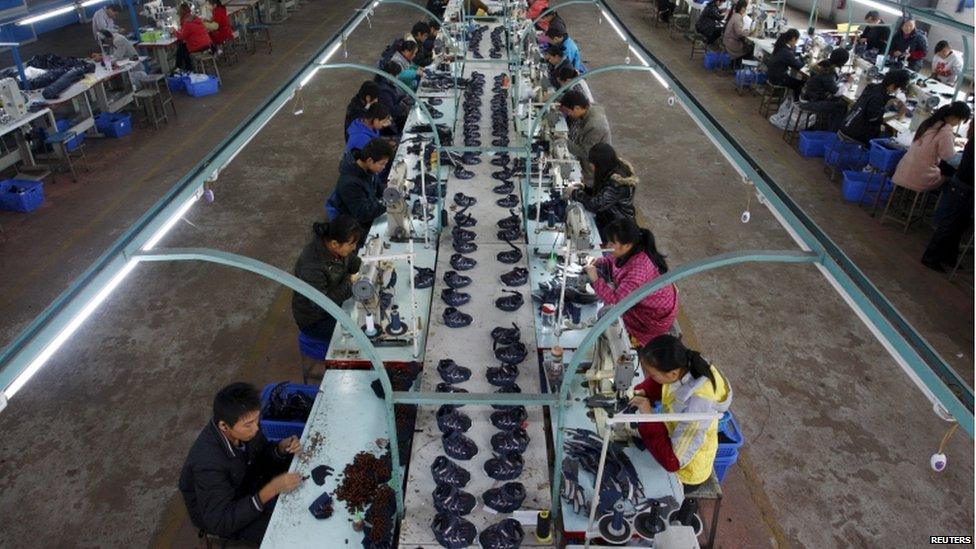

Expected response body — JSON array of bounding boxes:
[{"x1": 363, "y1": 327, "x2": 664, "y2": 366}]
[
  {"x1": 172, "y1": 4, "x2": 213, "y2": 71},
  {"x1": 206, "y1": 0, "x2": 234, "y2": 47}
]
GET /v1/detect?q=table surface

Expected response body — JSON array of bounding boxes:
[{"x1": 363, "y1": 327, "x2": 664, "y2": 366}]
[
  {"x1": 137, "y1": 36, "x2": 179, "y2": 47},
  {"x1": 261, "y1": 370, "x2": 397, "y2": 547},
  {"x1": 0, "y1": 108, "x2": 52, "y2": 137}
]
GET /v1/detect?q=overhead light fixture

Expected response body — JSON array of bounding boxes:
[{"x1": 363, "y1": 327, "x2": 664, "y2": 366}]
[
  {"x1": 17, "y1": 4, "x2": 76, "y2": 25},
  {"x1": 80, "y1": 0, "x2": 111, "y2": 6},
  {"x1": 4, "y1": 260, "x2": 139, "y2": 398},
  {"x1": 299, "y1": 67, "x2": 319, "y2": 87},
  {"x1": 601, "y1": 10, "x2": 626, "y2": 41},
  {"x1": 319, "y1": 42, "x2": 342, "y2": 64},
  {"x1": 850, "y1": 0, "x2": 902, "y2": 16},
  {"x1": 142, "y1": 194, "x2": 200, "y2": 251}
]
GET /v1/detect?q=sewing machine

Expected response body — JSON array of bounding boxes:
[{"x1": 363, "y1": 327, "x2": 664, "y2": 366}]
[
  {"x1": 351, "y1": 238, "x2": 407, "y2": 342},
  {"x1": 0, "y1": 78, "x2": 26, "y2": 119},
  {"x1": 583, "y1": 316, "x2": 639, "y2": 440},
  {"x1": 381, "y1": 159, "x2": 415, "y2": 242}
]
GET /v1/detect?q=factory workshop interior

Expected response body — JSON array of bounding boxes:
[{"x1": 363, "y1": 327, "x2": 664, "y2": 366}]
[{"x1": 0, "y1": 0, "x2": 972, "y2": 545}]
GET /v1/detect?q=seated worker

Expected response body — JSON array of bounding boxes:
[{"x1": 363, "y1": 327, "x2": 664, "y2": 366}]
[
  {"x1": 922, "y1": 125, "x2": 973, "y2": 272},
  {"x1": 888, "y1": 17, "x2": 928, "y2": 71},
  {"x1": 346, "y1": 103, "x2": 393, "y2": 154},
  {"x1": 424, "y1": 20, "x2": 442, "y2": 61},
  {"x1": 405, "y1": 21, "x2": 434, "y2": 66},
  {"x1": 91, "y1": 4, "x2": 123, "y2": 42},
  {"x1": 390, "y1": 40, "x2": 422, "y2": 89},
  {"x1": 98, "y1": 29, "x2": 138, "y2": 59},
  {"x1": 695, "y1": 0, "x2": 725, "y2": 45},
  {"x1": 344, "y1": 81, "x2": 381, "y2": 142},
  {"x1": 722, "y1": 0, "x2": 753, "y2": 63},
  {"x1": 172, "y1": 4, "x2": 213, "y2": 72},
  {"x1": 545, "y1": 27, "x2": 584, "y2": 73},
  {"x1": 584, "y1": 218, "x2": 678, "y2": 346},
  {"x1": 376, "y1": 63, "x2": 413, "y2": 132},
  {"x1": 858, "y1": 10, "x2": 890, "y2": 53},
  {"x1": 931, "y1": 40, "x2": 963, "y2": 86},
  {"x1": 571, "y1": 143, "x2": 636, "y2": 239},
  {"x1": 537, "y1": 10, "x2": 566, "y2": 35},
  {"x1": 179, "y1": 383, "x2": 302, "y2": 542},
  {"x1": 767, "y1": 29, "x2": 805, "y2": 100},
  {"x1": 526, "y1": 0, "x2": 549, "y2": 24},
  {"x1": 292, "y1": 216, "x2": 365, "y2": 338},
  {"x1": 630, "y1": 335, "x2": 732, "y2": 492},
  {"x1": 892, "y1": 102, "x2": 971, "y2": 193},
  {"x1": 555, "y1": 66, "x2": 595, "y2": 104},
  {"x1": 839, "y1": 69, "x2": 911, "y2": 145},
  {"x1": 558, "y1": 90, "x2": 612, "y2": 184},
  {"x1": 204, "y1": 0, "x2": 234, "y2": 50},
  {"x1": 544, "y1": 44, "x2": 573, "y2": 89},
  {"x1": 426, "y1": 0, "x2": 447, "y2": 19},
  {"x1": 329, "y1": 138, "x2": 394, "y2": 236},
  {"x1": 800, "y1": 48, "x2": 851, "y2": 132}
]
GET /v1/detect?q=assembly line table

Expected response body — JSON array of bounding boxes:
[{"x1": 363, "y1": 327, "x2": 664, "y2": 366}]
[
  {"x1": 0, "y1": 108, "x2": 59, "y2": 173},
  {"x1": 262, "y1": 370, "x2": 399, "y2": 547}
]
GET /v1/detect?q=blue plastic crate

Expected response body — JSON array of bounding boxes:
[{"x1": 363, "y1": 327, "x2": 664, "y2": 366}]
[
  {"x1": 718, "y1": 411, "x2": 743, "y2": 448},
  {"x1": 259, "y1": 382, "x2": 319, "y2": 442},
  {"x1": 734, "y1": 69, "x2": 767, "y2": 88},
  {"x1": 824, "y1": 140, "x2": 868, "y2": 171},
  {"x1": 842, "y1": 170, "x2": 892, "y2": 203},
  {"x1": 94, "y1": 112, "x2": 132, "y2": 138},
  {"x1": 704, "y1": 51, "x2": 731, "y2": 70},
  {"x1": 55, "y1": 119, "x2": 84, "y2": 151},
  {"x1": 185, "y1": 75, "x2": 219, "y2": 98},
  {"x1": 167, "y1": 75, "x2": 186, "y2": 92},
  {"x1": 868, "y1": 138, "x2": 907, "y2": 173},
  {"x1": 714, "y1": 447, "x2": 738, "y2": 482},
  {"x1": 798, "y1": 131, "x2": 838, "y2": 158},
  {"x1": 298, "y1": 331, "x2": 330, "y2": 360},
  {"x1": 0, "y1": 179, "x2": 44, "y2": 212}
]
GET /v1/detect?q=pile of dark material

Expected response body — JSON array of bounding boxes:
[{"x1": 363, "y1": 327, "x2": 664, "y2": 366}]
[
  {"x1": 335, "y1": 450, "x2": 393, "y2": 513},
  {"x1": 1, "y1": 54, "x2": 96, "y2": 99},
  {"x1": 261, "y1": 382, "x2": 314, "y2": 422},
  {"x1": 362, "y1": 484, "x2": 397, "y2": 548},
  {"x1": 369, "y1": 363, "x2": 420, "y2": 466}
]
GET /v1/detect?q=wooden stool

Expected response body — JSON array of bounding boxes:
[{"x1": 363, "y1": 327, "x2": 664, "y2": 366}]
[
  {"x1": 685, "y1": 472, "x2": 723, "y2": 549},
  {"x1": 881, "y1": 185, "x2": 939, "y2": 233},
  {"x1": 133, "y1": 87, "x2": 168, "y2": 129},
  {"x1": 191, "y1": 52, "x2": 221, "y2": 84},
  {"x1": 782, "y1": 101, "x2": 815, "y2": 145},
  {"x1": 246, "y1": 24, "x2": 273, "y2": 54},
  {"x1": 758, "y1": 82, "x2": 788, "y2": 117},
  {"x1": 219, "y1": 39, "x2": 241, "y2": 65},
  {"x1": 138, "y1": 73, "x2": 178, "y2": 120},
  {"x1": 690, "y1": 32, "x2": 709, "y2": 59},
  {"x1": 44, "y1": 131, "x2": 88, "y2": 182}
]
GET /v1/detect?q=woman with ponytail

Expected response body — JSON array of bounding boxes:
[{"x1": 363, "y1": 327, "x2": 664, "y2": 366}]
[
  {"x1": 631, "y1": 335, "x2": 733, "y2": 490},
  {"x1": 892, "y1": 101, "x2": 971, "y2": 193},
  {"x1": 583, "y1": 217, "x2": 678, "y2": 346},
  {"x1": 291, "y1": 215, "x2": 365, "y2": 341}
]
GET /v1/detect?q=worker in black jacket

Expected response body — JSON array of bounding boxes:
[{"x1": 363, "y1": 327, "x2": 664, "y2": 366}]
[
  {"x1": 292, "y1": 216, "x2": 364, "y2": 339},
  {"x1": 179, "y1": 383, "x2": 301, "y2": 543},
  {"x1": 376, "y1": 62, "x2": 413, "y2": 132},
  {"x1": 839, "y1": 68, "x2": 911, "y2": 145},
  {"x1": 695, "y1": 1, "x2": 725, "y2": 44},
  {"x1": 922, "y1": 125, "x2": 973, "y2": 271},
  {"x1": 344, "y1": 81, "x2": 381, "y2": 143},
  {"x1": 331, "y1": 138, "x2": 394, "y2": 240},
  {"x1": 571, "y1": 143, "x2": 637, "y2": 239},
  {"x1": 766, "y1": 29, "x2": 805, "y2": 100},
  {"x1": 858, "y1": 11, "x2": 890, "y2": 53},
  {"x1": 801, "y1": 48, "x2": 850, "y2": 131}
]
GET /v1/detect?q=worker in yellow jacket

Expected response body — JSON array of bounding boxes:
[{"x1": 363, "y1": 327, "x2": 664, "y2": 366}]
[{"x1": 631, "y1": 335, "x2": 733, "y2": 492}]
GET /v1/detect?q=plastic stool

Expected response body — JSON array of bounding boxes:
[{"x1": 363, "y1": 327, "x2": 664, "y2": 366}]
[
  {"x1": 247, "y1": 24, "x2": 273, "y2": 54},
  {"x1": 44, "y1": 131, "x2": 88, "y2": 182},
  {"x1": 298, "y1": 332, "x2": 329, "y2": 384}
]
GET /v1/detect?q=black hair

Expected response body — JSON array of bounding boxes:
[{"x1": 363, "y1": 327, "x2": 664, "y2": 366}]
[
  {"x1": 429, "y1": 19, "x2": 441, "y2": 30},
  {"x1": 354, "y1": 137, "x2": 394, "y2": 162},
  {"x1": 587, "y1": 142, "x2": 632, "y2": 191},
  {"x1": 559, "y1": 89, "x2": 589, "y2": 109},
  {"x1": 914, "y1": 101, "x2": 972, "y2": 142},
  {"x1": 601, "y1": 217, "x2": 668, "y2": 274},
  {"x1": 639, "y1": 335, "x2": 716, "y2": 389},
  {"x1": 864, "y1": 10, "x2": 880, "y2": 20},
  {"x1": 881, "y1": 68, "x2": 911, "y2": 91},
  {"x1": 825, "y1": 48, "x2": 849, "y2": 67},
  {"x1": 356, "y1": 81, "x2": 380, "y2": 102},
  {"x1": 412, "y1": 21, "x2": 431, "y2": 36},
  {"x1": 106, "y1": 4, "x2": 120, "y2": 11},
  {"x1": 363, "y1": 102, "x2": 390, "y2": 121},
  {"x1": 545, "y1": 27, "x2": 566, "y2": 39},
  {"x1": 556, "y1": 65, "x2": 580, "y2": 82},
  {"x1": 397, "y1": 40, "x2": 418, "y2": 53},
  {"x1": 726, "y1": 0, "x2": 747, "y2": 25},
  {"x1": 934, "y1": 40, "x2": 950, "y2": 53},
  {"x1": 209, "y1": 0, "x2": 223, "y2": 7},
  {"x1": 313, "y1": 215, "x2": 364, "y2": 243},
  {"x1": 545, "y1": 43, "x2": 565, "y2": 58},
  {"x1": 213, "y1": 382, "x2": 261, "y2": 427},
  {"x1": 381, "y1": 61, "x2": 402, "y2": 77},
  {"x1": 773, "y1": 28, "x2": 800, "y2": 53}
]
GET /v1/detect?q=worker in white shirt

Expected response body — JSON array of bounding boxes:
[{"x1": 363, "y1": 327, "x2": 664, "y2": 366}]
[
  {"x1": 91, "y1": 5, "x2": 123, "y2": 41},
  {"x1": 931, "y1": 40, "x2": 963, "y2": 86}
]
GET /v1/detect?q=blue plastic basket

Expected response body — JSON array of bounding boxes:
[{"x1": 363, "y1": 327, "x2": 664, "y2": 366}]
[
  {"x1": 185, "y1": 75, "x2": 219, "y2": 98},
  {"x1": 868, "y1": 138, "x2": 907, "y2": 173},
  {"x1": 298, "y1": 331, "x2": 330, "y2": 360},
  {"x1": 824, "y1": 140, "x2": 868, "y2": 171},
  {"x1": 259, "y1": 382, "x2": 319, "y2": 442},
  {"x1": 55, "y1": 119, "x2": 84, "y2": 151},
  {"x1": 718, "y1": 411, "x2": 743, "y2": 448},
  {"x1": 714, "y1": 446, "x2": 739, "y2": 482},
  {"x1": 704, "y1": 51, "x2": 731, "y2": 70},
  {"x1": 842, "y1": 170, "x2": 892, "y2": 203},
  {"x1": 167, "y1": 75, "x2": 186, "y2": 92},
  {"x1": 0, "y1": 179, "x2": 44, "y2": 212},
  {"x1": 798, "y1": 131, "x2": 838, "y2": 158},
  {"x1": 94, "y1": 112, "x2": 132, "y2": 138}
]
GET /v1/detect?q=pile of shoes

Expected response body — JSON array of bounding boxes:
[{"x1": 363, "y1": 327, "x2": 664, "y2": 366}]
[
  {"x1": 490, "y1": 74, "x2": 510, "y2": 148},
  {"x1": 461, "y1": 71, "x2": 484, "y2": 157},
  {"x1": 488, "y1": 25, "x2": 505, "y2": 59},
  {"x1": 467, "y1": 24, "x2": 487, "y2": 59}
]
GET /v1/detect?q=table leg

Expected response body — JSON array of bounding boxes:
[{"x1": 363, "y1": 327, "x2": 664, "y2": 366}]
[{"x1": 154, "y1": 48, "x2": 172, "y2": 74}]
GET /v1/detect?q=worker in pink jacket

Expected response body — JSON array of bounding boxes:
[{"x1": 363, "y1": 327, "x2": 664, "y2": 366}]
[
  {"x1": 584, "y1": 218, "x2": 678, "y2": 346},
  {"x1": 526, "y1": 0, "x2": 549, "y2": 23},
  {"x1": 892, "y1": 102, "x2": 971, "y2": 192}
]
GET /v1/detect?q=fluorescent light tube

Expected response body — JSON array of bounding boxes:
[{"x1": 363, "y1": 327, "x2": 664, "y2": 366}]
[
  {"x1": 142, "y1": 195, "x2": 199, "y2": 251},
  {"x1": 319, "y1": 42, "x2": 342, "y2": 64},
  {"x1": 299, "y1": 67, "x2": 319, "y2": 87},
  {"x1": 601, "y1": 10, "x2": 627, "y2": 41},
  {"x1": 850, "y1": 0, "x2": 902, "y2": 16},
  {"x1": 17, "y1": 5, "x2": 76, "y2": 25}
]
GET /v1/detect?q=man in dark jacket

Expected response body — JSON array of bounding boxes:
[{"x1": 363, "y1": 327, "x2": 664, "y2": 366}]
[
  {"x1": 858, "y1": 11, "x2": 890, "y2": 53},
  {"x1": 888, "y1": 18, "x2": 928, "y2": 71},
  {"x1": 179, "y1": 383, "x2": 301, "y2": 543},
  {"x1": 695, "y1": 1, "x2": 725, "y2": 44},
  {"x1": 333, "y1": 138, "x2": 394, "y2": 239},
  {"x1": 839, "y1": 69, "x2": 910, "y2": 145}
]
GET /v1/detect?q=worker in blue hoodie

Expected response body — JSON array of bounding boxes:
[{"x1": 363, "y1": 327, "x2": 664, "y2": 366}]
[
  {"x1": 328, "y1": 138, "x2": 395, "y2": 242},
  {"x1": 345, "y1": 103, "x2": 393, "y2": 155},
  {"x1": 545, "y1": 27, "x2": 585, "y2": 73}
]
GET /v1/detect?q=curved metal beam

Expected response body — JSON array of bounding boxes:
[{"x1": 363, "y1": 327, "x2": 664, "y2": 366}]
[
  {"x1": 374, "y1": 0, "x2": 445, "y2": 26},
  {"x1": 518, "y1": 0, "x2": 598, "y2": 44},
  {"x1": 130, "y1": 248, "x2": 407, "y2": 517},
  {"x1": 549, "y1": 250, "x2": 820, "y2": 518}
]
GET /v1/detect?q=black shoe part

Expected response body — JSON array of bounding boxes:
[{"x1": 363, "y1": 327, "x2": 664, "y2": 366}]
[
  {"x1": 431, "y1": 455, "x2": 471, "y2": 488},
  {"x1": 437, "y1": 359, "x2": 471, "y2": 384}
]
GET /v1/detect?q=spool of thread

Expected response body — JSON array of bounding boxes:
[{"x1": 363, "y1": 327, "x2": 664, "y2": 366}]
[
  {"x1": 365, "y1": 312, "x2": 377, "y2": 336},
  {"x1": 535, "y1": 510, "x2": 552, "y2": 543},
  {"x1": 675, "y1": 497, "x2": 698, "y2": 525}
]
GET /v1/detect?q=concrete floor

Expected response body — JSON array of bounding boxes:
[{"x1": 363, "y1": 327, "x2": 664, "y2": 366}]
[{"x1": 0, "y1": 0, "x2": 972, "y2": 547}]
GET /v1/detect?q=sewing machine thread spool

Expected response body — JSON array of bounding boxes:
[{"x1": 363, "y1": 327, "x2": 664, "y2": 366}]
[
  {"x1": 364, "y1": 312, "x2": 378, "y2": 338},
  {"x1": 633, "y1": 500, "x2": 666, "y2": 540},
  {"x1": 386, "y1": 305, "x2": 407, "y2": 336},
  {"x1": 597, "y1": 500, "x2": 633, "y2": 545},
  {"x1": 535, "y1": 510, "x2": 552, "y2": 542}
]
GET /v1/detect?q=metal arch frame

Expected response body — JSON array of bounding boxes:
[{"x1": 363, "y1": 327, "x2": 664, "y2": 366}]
[
  {"x1": 129, "y1": 248, "x2": 406, "y2": 516},
  {"x1": 373, "y1": 0, "x2": 446, "y2": 26},
  {"x1": 518, "y1": 0, "x2": 598, "y2": 44}
]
